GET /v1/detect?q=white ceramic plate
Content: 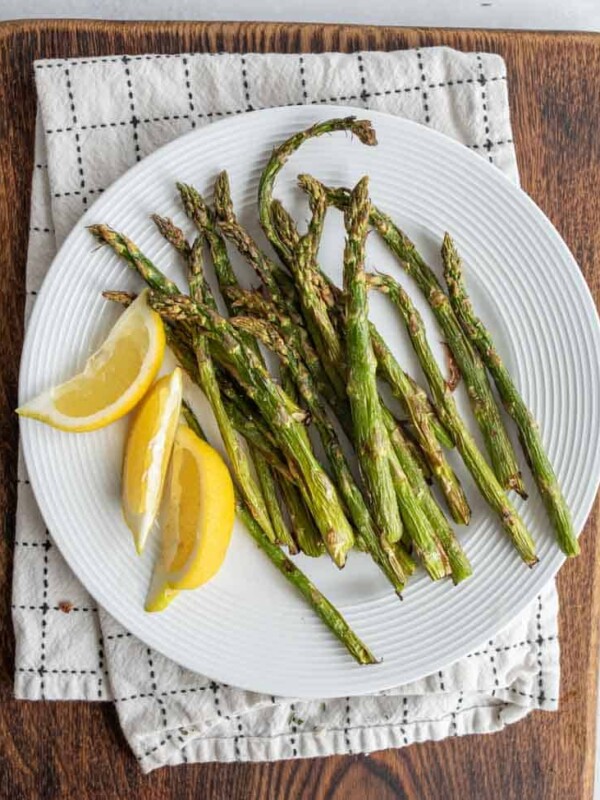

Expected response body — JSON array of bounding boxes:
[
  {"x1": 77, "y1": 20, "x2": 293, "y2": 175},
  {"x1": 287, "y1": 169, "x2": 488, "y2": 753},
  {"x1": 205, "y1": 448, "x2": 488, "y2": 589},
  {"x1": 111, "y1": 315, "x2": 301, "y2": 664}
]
[{"x1": 19, "y1": 106, "x2": 600, "y2": 698}]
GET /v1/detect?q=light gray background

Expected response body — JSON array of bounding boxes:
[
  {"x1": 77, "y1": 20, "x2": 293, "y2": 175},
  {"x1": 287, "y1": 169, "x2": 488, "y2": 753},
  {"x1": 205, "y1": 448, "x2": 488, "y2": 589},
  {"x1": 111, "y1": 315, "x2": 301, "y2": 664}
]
[{"x1": 0, "y1": 0, "x2": 599, "y2": 30}]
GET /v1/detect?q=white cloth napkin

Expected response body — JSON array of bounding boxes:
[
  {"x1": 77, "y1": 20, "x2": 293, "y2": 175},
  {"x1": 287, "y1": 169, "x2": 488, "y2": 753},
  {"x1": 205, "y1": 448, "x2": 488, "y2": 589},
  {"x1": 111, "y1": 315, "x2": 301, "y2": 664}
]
[{"x1": 14, "y1": 48, "x2": 559, "y2": 772}]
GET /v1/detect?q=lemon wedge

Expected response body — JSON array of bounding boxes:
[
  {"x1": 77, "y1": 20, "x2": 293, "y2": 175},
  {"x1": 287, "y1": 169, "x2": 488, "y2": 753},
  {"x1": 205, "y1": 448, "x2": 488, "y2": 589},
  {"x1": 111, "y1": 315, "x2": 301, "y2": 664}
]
[
  {"x1": 17, "y1": 290, "x2": 165, "y2": 432},
  {"x1": 122, "y1": 368, "x2": 183, "y2": 554},
  {"x1": 145, "y1": 423, "x2": 235, "y2": 612}
]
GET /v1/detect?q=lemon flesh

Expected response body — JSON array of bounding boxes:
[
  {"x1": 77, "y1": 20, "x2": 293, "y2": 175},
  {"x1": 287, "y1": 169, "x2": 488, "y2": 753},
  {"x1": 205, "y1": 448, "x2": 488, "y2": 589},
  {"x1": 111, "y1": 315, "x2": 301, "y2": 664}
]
[
  {"x1": 145, "y1": 424, "x2": 235, "y2": 612},
  {"x1": 122, "y1": 368, "x2": 183, "y2": 554},
  {"x1": 17, "y1": 290, "x2": 165, "y2": 432}
]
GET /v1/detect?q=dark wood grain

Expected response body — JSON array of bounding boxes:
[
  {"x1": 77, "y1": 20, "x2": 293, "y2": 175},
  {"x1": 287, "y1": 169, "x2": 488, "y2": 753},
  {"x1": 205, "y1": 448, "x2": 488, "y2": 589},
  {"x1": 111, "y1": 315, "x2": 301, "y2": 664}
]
[{"x1": 0, "y1": 19, "x2": 598, "y2": 800}]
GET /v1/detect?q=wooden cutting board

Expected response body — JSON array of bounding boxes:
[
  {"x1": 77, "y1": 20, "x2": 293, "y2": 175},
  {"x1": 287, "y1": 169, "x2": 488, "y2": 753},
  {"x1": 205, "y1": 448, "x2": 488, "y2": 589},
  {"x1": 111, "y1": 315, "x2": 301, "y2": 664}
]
[{"x1": 0, "y1": 19, "x2": 598, "y2": 800}]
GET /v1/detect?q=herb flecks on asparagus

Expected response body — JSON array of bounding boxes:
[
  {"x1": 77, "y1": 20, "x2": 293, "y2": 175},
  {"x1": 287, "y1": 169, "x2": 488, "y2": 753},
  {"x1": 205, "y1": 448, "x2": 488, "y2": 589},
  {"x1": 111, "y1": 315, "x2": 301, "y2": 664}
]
[{"x1": 441, "y1": 233, "x2": 578, "y2": 557}]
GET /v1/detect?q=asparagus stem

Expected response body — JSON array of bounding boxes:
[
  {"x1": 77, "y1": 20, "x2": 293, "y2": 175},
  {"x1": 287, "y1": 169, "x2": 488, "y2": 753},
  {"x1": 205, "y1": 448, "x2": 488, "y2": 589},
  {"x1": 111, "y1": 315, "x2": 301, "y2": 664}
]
[
  {"x1": 278, "y1": 478, "x2": 325, "y2": 557},
  {"x1": 213, "y1": 171, "x2": 296, "y2": 303},
  {"x1": 149, "y1": 292, "x2": 356, "y2": 567},
  {"x1": 386, "y1": 443, "x2": 449, "y2": 579},
  {"x1": 240, "y1": 501, "x2": 375, "y2": 663},
  {"x1": 317, "y1": 185, "x2": 526, "y2": 497},
  {"x1": 89, "y1": 224, "x2": 181, "y2": 296},
  {"x1": 227, "y1": 286, "x2": 353, "y2": 432},
  {"x1": 254, "y1": 454, "x2": 299, "y2": 553},
  {"x1": 151, "y1": 213, "x2": 192, "y2": 259},
  {"x1": 369, "y1": 324, "x2": 470, "y2": 524},
  {"x1": 380, "y1": 410, "x2": 471, "y2": 583},
  {"x1": 216, "y1": 395, "x2": 291, "y2": 478},
  {"x1": 271, "y1": 197, "x2": 337, "y2": 310},
  {"x1": 232, "y1": 314, "x2": 413, "y2": 593},
  {"x1": 185, "y1": 227, "x2": 278, "y2": 542},
  {"x1": 343, "y1": 177, "x2": 404, "y2": 547},
  {"x1": 369, "y1": 271, "x2": 538, "y2": 566},
  {"x1": 181, "y1": 401, "x2": 376, "y2": 665},
  {"x1": 287, "y1": 175, "x2": 346, "y2": 394},
  {"x1": 278, "y1": 368, "x2": 327, "y2": 558},
  {"x1": 396, "y1": 419, "x2": 433, "y2": 484},
  {"x1": 370, "y1": 326, "x2": 454, "y2": 451},
  {"x1": 441, "y1": 233, "x2": 578, "y2": 557},
  {"x1": 177, "y1": 182, "x2": 240, "y2": 299}
]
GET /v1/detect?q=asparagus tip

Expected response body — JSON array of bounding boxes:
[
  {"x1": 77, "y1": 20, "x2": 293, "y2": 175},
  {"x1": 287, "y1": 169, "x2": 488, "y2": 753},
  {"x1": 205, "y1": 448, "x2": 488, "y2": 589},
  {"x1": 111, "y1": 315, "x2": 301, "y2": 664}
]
[{"x1": 350, "y1": 118, "x2": 378, "y2": 147}]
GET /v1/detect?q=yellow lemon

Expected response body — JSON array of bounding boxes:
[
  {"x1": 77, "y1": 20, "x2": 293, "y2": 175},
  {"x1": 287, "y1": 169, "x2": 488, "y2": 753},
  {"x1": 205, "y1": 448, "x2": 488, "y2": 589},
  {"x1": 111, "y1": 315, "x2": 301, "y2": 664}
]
[
  {"x1": 17, "y1": 290, "x2": 165, "y2": 432},
  {"x1": 145, "y1": 424, "x2": 235, "y2": 612},
  {"x1": 122, "y1": 368, "x2": 183, "y2": 554}
]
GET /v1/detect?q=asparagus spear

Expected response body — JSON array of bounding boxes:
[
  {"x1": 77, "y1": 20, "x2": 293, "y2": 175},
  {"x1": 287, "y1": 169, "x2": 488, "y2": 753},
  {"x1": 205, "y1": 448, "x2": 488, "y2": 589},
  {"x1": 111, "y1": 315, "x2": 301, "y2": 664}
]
[
  {"x1": 176, "y1": 182, "x2": 239, "y2": 300},
  {"x1": 317, "y1": 183, "x2": 526, "y2": 497},
  {"x1": 151, "y1": 213, "x2": 192, "y2": 259},
  {"x1": 369, "y1": 271, "x2": 538, "y2": 566},
  {"x1": 288, "y1": 175, "x2": 454, "y2": 453},
  {"x1": 185, "y1": 229, "x2": 278, "y2": 542},
  {"x1": 289, "y1": 176, "x2": 345, "y2": 387},
  {"x1": 369, "y1": 327, "x2": 454, "y2": 451},
  {"x1": 212, "y1": 171, "x2": 340, "y2": 399},
  {"x1": 241, "y1": 505, "x2": 375, "y2": 662},
  {"x1": 396, "y1": 420, "x2": 434, "y2": 484},
  {"x1": 278, "y1": 478, "x2": 325, "y2": 557},
  {"x1": 278, "y1": 368, "x2": 327, "y2": 558},
  {"x1": 441, "y1": 233, "x2": 578, "y2": 557},
  {"x1": 258, "y1": 116, "x2": 377, "y2": 265},
  {"x1": 212, "y1": 171, "x2": 295, "y2": 303},
  {"x1": 220, "y1": 398, "x2": 296, "y2": 484},
  {"x1": 271, "y1": 197, "x2": 337, "y2": 311},
  {"x1": 181, "y1": 401, "x2": 376, "y2": 665},
  {"x1": 342, "y1": 177, "x2": 404, "y2": 547},
  {"x1": 380, "y1": 410, "x2": 472, "y2": 584},
  {"x1": 154, "y1": 207, "x2": 296, "y2": 553},
  {"x1": 232, "y1": 314, "x2": 414, "y2": 591},
  {"x1": 172, "y1": 183, "x2": 297, "y2": 553},
  {"x1": 148, "y1": 292, "x2": 356, "y2": 567},
  {"x1": 369, "y1": 324, "x2": 470, "y2": 524},
  {"x1": 253, "y1": 455, "x2": 299, "y2": 552},
  {"x1": 228, "y1": 285, "x2": 462, "y2": 580}
]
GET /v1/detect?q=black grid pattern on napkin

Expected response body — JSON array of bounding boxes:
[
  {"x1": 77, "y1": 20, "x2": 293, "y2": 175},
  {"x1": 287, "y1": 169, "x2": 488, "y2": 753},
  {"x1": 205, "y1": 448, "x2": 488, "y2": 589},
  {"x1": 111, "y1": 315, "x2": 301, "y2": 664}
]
[{"x1": 14, "y1": 49, "x2": 557, "y2": 768}]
